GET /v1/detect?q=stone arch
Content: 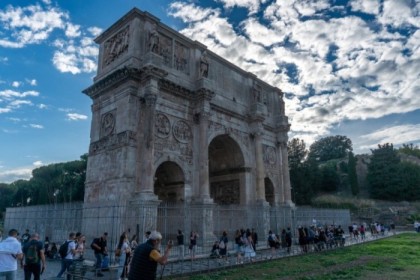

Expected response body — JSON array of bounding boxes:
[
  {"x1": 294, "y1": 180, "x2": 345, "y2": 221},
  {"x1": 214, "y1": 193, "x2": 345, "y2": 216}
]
[
  {"x1": 154, "y1": 161, "x2": 185, "y2": 203},
  {"x1": 208, "y1": 134, "x2": 246, "y2": 205},
  {"x1": 207, "y1": 130, "x2": 251, "y2": 167},
  {"x1": 264, "y1": 177, "x2": 275, "y2": 206}
]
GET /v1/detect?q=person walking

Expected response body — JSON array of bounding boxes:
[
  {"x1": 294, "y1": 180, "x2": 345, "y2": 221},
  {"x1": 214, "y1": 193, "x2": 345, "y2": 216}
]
[
  {"x1": 116, "y1": 232, "x2": 130, "y2": 280},
  {"x1": 219, "y1": 231, "x2": 228, "y2": 263},
  {"x1": 189, "y1": 231, "x2": 198, "y2": 260},
  {"x1": 21, "y1": 233, "x2": 46, "y2": 280},
  {"x1": 176, "y1": 230, "x2": 184, "y2": 259},
  {"x1": 128, "y1": 230, "x2": 173, "y2": 280},
  {"x1": 90, "y1": 232, "x2": 108, "y2": 277},
  {"x1": 56, "y1": 232, "x2": 76, "y2": 280},
  {"x1": 0, "y1": 229, "x2": 23, "y2": 280}
]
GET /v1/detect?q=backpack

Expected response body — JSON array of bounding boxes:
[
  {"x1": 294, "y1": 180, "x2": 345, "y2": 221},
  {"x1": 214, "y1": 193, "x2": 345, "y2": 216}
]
[
  {"x1": 59, "y1": 241, "x2": 70, "y2": 259},
  {"x1": 25, "y1": 243, "x2": 39, "y2": 264}
]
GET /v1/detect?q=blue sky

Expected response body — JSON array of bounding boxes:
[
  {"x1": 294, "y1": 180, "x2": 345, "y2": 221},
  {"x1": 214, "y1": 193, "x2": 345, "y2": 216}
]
[{"x1": 1, "y1": 0, "x2": 419, "y2": 183}]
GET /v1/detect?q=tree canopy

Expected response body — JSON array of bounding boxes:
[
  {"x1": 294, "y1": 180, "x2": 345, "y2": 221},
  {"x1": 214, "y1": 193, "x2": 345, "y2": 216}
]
[{"x1": 308, "y1": 135, "x2": 353, "y2": 162}]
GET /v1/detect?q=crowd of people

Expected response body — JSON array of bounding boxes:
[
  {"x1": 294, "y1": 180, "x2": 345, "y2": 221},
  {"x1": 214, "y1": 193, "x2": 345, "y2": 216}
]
[{"x1": 0, "y1": 221, "x2": 405, "y2": 280}]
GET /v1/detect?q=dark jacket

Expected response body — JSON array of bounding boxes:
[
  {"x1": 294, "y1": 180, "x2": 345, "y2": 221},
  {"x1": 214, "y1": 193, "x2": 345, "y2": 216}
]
[{"x1": 128, "y1": 240, "x2": 158, "y2": 280}]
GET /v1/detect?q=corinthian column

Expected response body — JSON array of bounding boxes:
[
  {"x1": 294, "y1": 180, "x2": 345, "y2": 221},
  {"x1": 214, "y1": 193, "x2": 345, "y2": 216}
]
[
  {"x1": 254, "y1": 131, "x2": 266, "y2": 202},
  {"x1": 135, "y1": 78, "x2": 159, "y2": 199},
  {"x1": 280, "y1": 142, "x2": 293, "y2": 205},
  {"x1": 198, "y1": 112, "x2": 211, "y2": 201}
]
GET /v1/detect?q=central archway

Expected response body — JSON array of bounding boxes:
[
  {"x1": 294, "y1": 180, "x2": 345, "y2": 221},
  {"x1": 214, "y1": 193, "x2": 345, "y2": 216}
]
[{"x1": 208, "y1": 134, "x2": 246, "y2": 205}]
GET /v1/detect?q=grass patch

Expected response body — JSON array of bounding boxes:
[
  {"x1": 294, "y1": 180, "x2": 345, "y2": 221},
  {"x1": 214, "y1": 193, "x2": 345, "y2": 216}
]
[{"x1": 167, "y1": 233, "x2": 420, "y2": 280}]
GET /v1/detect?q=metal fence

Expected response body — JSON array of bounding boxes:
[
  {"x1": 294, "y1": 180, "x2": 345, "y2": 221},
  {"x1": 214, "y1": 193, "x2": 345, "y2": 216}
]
[{"x1": 4, "y1": 202, "x2": 350, "y2": 261}]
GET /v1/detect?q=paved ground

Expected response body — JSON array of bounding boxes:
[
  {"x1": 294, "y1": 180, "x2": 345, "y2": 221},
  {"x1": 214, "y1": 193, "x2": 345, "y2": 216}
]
[{"x1": 16, "y1": 232, "x2": 398, "y2": 280}]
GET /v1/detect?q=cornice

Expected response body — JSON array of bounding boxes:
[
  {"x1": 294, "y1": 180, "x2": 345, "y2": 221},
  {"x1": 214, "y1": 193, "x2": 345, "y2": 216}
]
[{"x1": 83, "y1": 67, "x2": 142, "y2": 99}]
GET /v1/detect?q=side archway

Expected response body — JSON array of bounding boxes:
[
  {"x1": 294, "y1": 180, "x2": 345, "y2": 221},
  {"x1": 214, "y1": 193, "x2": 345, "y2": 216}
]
[
  {"x1": 154, "y1": 161, "x2": 185, "y2": 203},
  {"x1": 264, "y1": 177, "x2": 274, "y2": 206}
]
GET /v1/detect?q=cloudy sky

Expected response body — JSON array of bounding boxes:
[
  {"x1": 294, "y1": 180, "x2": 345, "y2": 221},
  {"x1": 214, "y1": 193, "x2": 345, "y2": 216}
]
[{"x1": 1, "y1": 0, "x2": 419, "y2": 183}]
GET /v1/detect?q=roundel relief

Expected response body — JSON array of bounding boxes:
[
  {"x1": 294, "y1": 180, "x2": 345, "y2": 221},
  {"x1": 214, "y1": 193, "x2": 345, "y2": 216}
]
[
  {"x1": 265, "y1": 146, "x2": 276, "y2": 164},
  {"x1": 173, "y1": 120, "x2": 192, "y2": 143},
  {"x1": 101, "y1": 112, "x2": 115, "y2": 136},
  {"x1": 155, "y1": 113, "x2": 171, "y2": 138}
]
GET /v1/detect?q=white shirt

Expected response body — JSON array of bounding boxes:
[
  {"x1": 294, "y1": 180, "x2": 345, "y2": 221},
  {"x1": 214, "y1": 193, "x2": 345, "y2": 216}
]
[
  {"x1": 65, "y1": 240, "x2": 76, "y2": 260},
  {"x1": 0, "y1": 237, "x2": 22, "y2": 272}
]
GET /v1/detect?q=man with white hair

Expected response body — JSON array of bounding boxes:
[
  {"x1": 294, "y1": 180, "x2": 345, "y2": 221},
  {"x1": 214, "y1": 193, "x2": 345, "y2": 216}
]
[
  {"x1": 0, "y1": 229, "x2": 23, "y2": 280},
  {"x1": 128, "y1": 230, "x2": 173, "y2": 280}
]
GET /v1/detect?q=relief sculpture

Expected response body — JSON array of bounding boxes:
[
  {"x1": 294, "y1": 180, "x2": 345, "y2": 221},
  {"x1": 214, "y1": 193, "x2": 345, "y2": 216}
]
[
  {"x1": 154, "y1": 113, "x2": 171, "y2": 138},
  {"x1": 101, "y1": 111, "x2": 115, "y2": 137},
  {"x1": 103, "y1": 26, "x2": 129, "y2": 66},
  {"x1": 175, "y1": 42, "x2": 189, "y2": 74},
  {"x1": 173, "y1": 120, "x2": 192, "y2": 143},
  {"x1": 264, "y1": 145, "x2": 277, "y2": 165}
]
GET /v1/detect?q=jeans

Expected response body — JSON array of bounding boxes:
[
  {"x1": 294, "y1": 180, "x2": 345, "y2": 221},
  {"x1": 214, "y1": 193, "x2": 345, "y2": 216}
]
[
  {"x1": 24, "y1": 263, "x2": 41, "y2": 280},
  {"x1": 117, "y1": 254, "x2": 126, "y2": 278},
  {"x1": 0, "y1": 270, "x2": 16, "y2": 280},
  {"x1": 94, "y1": 253, "x2": 103, "y2": 275},
  {"x1": 56, "y1": 258, "x2": 73, "y2": 279}
]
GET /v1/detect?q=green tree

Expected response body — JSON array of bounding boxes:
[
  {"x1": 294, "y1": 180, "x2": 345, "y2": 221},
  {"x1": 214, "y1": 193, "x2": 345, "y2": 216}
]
[
  {"x1": 396, "y1": 161, "x2": 420, "y2": 201},
  {"x1": 348, "y1": 152, "x2": 359, "y2": 196},
  {"x1": 319, "y1": 161, "x2": 340, "y2": 192},
  {"x1": 288, "y1": 138, "x2": 316, "y2": 204},
  {"x1": 0, "y1": 183, "x2": 15, "y2": 219},
  {"x1": 398, "y1": 143, "x2": 420, "y2": 159},
  {"x1": 308, "y1": 135, "x2": 353, "y2": 162},
  {"x1": 367, "y1": 143, "x2": 401, "y2": 200}
]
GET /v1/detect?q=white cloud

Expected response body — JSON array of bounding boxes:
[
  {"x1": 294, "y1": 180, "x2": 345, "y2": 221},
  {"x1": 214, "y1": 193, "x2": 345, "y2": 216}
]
[
  {"x1": 0, "y1": 56, "x2": 9, "y2": 63},
  {"x1": 0, "y1": 3, "x2": 98, "y2": 74},
  {"x1": 26, "y1": 78, "x2": 37, "y2": 86},
  {"x1": 29, "y1": 123, "x2": 44, "y2": 129},
  {"x1": 168, "y1": 0, "x2": 420, "y2": 150},
  {"x1": 0, "y1": 167, "x2": 32, "y2": 183},
  {"x1": 0, "y1": 89, "x2": 39, "y2": 99},
  {"x1": 169, "y1": 2, "x2": 219, "y2": 22},
  {"x1": 52, "y1": 51, "x2": 81, "y2": 74},
  {"x1": 33, "y1": 160, "x2": 43, "y2": 167},
  {"x1": 12, "y1": 81, "x2": 20, "y2": 87},
  {"x1": 65, "y1": 22, "x2": 81, "y2": 38},
  {"x1": 216, "y1": 0, "x2": 266, "y2": 14},
  {"x1": 67, "y1": 113, "x2": 88, "y2": 121},
  {"x1": 358, "y1": 124, "x2": 420, "y2": 152},
  {"x1": 350, "y1": 0, "x2": 380, "y2": 15},
  {"x1": 38, "y1": 103, "x2": 47, "y2": 109},
  {"x1": 0, "y1": 4, "x2": 67, "y2": 47}
]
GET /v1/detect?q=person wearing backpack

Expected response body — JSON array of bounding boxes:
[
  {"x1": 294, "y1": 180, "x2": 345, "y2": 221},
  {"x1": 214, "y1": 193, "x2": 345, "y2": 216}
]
[
  {"x1": 22, "y1": 233, "x2": 45, "y2": 280},
  {"x1": 56, "y1": 232, "x2": 76, "y2": 279}
]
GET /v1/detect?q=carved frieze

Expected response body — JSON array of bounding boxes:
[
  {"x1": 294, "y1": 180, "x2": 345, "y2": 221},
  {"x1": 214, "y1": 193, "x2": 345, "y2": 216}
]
[
  {"x1": 173, "y1": 120, "x2": 192, "y2": 143},
  {"x1": 210, "y1": 180, "x2": 240, "y2": 205},
  {"x1": 103, "y1": 25, "x2": 129, "y2": 66},
  {"x1": 89, "y1": 130, "x2": 137, "y2": 155},
  {"x1": 154, "y1": 137, "x2": 193, "y2": 165},
  {"x1": 154, "y1": 113, "x2": 171, "y2": 138}
]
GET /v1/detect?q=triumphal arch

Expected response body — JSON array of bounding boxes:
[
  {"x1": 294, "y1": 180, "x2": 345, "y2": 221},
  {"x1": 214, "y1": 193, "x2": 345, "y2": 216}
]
[{"x1": 82, "y1": 8, "x2": 292, "y2": 244}]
